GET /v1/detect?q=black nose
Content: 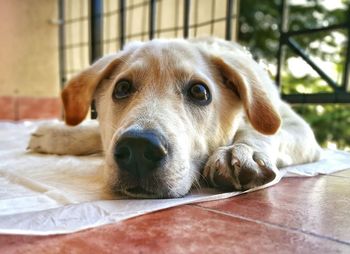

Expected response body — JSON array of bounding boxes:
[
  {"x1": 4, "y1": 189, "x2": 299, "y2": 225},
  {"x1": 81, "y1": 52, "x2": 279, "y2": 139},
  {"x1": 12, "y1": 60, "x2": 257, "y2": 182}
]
[{"x1": 114, "y1": 130, "x2": 168, "y2": 177}]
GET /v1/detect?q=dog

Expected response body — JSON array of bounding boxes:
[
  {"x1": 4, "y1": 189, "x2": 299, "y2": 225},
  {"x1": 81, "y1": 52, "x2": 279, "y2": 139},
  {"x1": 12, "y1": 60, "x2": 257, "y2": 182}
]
[{"x1": 28, "y1": 37, "x2": 321, "y2": 198}]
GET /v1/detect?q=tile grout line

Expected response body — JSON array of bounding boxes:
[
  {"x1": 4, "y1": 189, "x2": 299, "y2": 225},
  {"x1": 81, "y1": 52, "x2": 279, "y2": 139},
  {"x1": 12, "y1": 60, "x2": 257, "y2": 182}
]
[
  {"x1": 188, "y1": 204, "x2": 350, "y2": 246},
  {"x1": 327, "y1": 174, "x2": 350, "y2": 179}
]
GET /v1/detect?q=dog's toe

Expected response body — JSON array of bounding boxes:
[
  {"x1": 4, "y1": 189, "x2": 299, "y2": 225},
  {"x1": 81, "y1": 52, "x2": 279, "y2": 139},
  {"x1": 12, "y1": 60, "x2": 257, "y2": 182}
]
[
  {"x1": 27, "y1": 129, "x2": 48, "y2": 153},
  {"x1": 205, "y1": 144, "x2": 278, "y2": 191}
]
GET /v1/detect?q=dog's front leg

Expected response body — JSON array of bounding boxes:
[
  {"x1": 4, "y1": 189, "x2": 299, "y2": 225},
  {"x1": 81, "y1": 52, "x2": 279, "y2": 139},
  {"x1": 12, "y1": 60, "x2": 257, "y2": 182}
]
[
  {"x1": 204, "y1": 127, "x2": 279, "y2": 191},
  {"x1": 28, "y1": 120, "x2": 102, "y2": 155}
]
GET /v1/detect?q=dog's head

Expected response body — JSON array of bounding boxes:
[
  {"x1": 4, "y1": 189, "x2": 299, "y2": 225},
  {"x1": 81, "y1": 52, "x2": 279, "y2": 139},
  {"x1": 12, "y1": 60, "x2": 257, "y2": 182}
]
[{"x1": 62, "y1": 38, "x2": 281, "y2": 198}]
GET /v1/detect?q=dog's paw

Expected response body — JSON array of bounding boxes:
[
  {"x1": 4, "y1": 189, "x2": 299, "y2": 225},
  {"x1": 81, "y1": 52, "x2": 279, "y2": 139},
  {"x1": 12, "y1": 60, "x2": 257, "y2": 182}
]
[
  {"x1": 27, "y1": 123, "x2": 66, "y2": 154},
  {"x1": 204, "y1": 143, "x2": 278, "y2": 191},
  {"x1": 27, "y1": 121, "x2": 102, "y2": 155}
]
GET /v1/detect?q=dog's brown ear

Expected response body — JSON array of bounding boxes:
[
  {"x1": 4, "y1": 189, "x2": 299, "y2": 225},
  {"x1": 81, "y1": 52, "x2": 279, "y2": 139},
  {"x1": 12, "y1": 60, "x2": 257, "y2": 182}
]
[
  {"x1": 212, "y1": 57, "x2": 281, "y2": 135},
  {"x1": 61, "y1": 55, "x2": 122, "y2": 126}
]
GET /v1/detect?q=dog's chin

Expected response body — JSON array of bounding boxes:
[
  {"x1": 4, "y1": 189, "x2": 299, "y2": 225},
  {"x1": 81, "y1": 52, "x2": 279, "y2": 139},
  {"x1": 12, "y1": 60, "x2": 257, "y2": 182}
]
[
  {"x1": 121, "y1": 186, "x2": 188, "y2": 199},
  {"x1": 111, "y1": 170, "x2": 193, "y2": 199},
  {"x1": 123, "y1": 186, "x2": 164, "y2": 199}
]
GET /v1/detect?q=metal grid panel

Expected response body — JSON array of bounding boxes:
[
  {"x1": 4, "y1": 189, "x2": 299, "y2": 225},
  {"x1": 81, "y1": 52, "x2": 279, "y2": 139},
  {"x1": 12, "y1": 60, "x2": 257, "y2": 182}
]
[
  {"x1": 59, "y1": 0, "x2": 90, "y2": 83},
  {"x1": 58, "y1": 0, "x2": 349, "y2": 103},
  {"x1": 59, "y1": 0, "x2": 238, "y2": 85},
  {"x1": 276, "y1": 0, "x2": 350, "y2": 103},
  {"x1": 102, "y1": 0, "x2": 237, "y2": 52}
]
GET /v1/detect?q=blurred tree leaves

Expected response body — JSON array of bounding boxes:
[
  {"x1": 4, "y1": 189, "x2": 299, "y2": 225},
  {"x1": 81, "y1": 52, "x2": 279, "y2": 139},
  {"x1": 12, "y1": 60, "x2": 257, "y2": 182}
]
[
  {"x1": 294, "y1": 104, "x2": 350, "y2": 149},
  {"x1": 237, "y1": 0, "x2": 350, "y2": 150}
]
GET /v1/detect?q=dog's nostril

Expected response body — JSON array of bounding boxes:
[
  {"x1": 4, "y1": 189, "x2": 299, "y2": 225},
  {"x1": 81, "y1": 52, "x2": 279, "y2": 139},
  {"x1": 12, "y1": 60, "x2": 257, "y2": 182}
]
[
  {"x1": 115, "y1": 146, "x2": 131, "y2": 161},
  {"x1": 144, "y1": 144, "x2": 167, "y2": 162}
]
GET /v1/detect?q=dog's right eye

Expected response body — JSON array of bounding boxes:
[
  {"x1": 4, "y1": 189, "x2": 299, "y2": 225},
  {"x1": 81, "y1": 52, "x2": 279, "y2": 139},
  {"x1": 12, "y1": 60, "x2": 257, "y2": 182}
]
[
  {"x1": 113, "y1": 80, "x2": 133, "y2": 100},
  {"x1": 187, "y1": 83, "x2": 211, "y2": 106}
]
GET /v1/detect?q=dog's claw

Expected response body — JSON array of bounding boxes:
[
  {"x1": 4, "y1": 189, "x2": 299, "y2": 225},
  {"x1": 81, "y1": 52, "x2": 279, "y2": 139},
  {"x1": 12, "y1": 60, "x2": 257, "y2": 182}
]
[
  {"x1": 256, "y1": 159, "x2": 265, "y2": 167},
  {"x1": 31, "y1": 133, "x2": 43, "y2": 137}
]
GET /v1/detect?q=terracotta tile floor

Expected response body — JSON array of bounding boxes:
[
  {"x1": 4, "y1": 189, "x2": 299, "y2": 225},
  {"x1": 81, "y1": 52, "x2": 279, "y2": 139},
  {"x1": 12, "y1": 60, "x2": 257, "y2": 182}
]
[{"x1": 1, "y1": 170, "x2": 350, "y2": 254}]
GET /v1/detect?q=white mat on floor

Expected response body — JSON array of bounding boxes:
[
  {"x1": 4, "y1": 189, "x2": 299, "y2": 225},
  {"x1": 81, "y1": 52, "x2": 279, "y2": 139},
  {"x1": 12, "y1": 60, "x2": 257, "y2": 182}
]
[{"x1": 0, "y1": 120, "x2": 349, "y2": 235}]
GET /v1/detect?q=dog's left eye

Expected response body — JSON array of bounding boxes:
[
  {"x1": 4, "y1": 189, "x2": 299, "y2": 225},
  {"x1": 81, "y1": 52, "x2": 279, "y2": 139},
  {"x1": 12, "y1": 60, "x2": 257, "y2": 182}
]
[
  {"x1": 187, "y1": 83, "x2": 211, "y2": 105},
  {"x1": 113, "y1": 80, "x2": 133, "y2": 100}
]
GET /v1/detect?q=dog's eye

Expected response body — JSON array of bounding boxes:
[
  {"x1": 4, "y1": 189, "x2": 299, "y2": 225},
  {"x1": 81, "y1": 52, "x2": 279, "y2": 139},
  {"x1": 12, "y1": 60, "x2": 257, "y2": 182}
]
[
  {"x1": 188, "y1": 83, "x2": 211, "y2": 105},
  {"x1": 113, "y1": 80, "x2": 133, "y2": 100}
]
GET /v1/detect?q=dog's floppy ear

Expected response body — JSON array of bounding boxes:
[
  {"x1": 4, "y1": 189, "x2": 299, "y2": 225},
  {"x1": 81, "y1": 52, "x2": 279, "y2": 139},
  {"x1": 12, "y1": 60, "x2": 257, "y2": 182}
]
[
  {"x1": 61, "y1": 54, "x2": 122, "y2": 126},
  {"x1": 211, "y1": 56, "x2": 281, "y2": 135}
]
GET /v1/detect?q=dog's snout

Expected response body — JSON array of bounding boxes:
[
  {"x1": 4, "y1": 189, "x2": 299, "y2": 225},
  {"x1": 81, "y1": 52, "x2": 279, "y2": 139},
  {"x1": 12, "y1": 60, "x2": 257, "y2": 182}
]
[{"x1": 114, "y1": 130, "x2": 168, "y2": 177}]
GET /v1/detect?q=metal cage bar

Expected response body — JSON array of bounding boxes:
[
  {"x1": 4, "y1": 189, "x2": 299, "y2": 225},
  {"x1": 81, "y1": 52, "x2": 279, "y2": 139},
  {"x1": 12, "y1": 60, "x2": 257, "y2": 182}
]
[
  {"x1": 282, "y1": 93, "x2": 350, "y2": 104},
  {"x1": 276, "y1": 0, "x2": 350, "y2": 103},
  {"x1": 149, "y1": 0, "x2": 156, "y2": 39},
  {"x1": 286, "y1": 38, "x2": 340, "y2": 91},
  {"x1": 275, "y1": 0, "x2": 288, "y2": 88},
  {"x1": 90, "y1": 0, "x2": 103, "y2": 63},
  {"x1": 58, "y1": 0, "x2": 66, "y2": 89},
  {"x1": 342, "y1": 13, "x2": 350, "y2": 91},
  {"x1": 183, "y1": 0, "x2": 191, "y2": 38},
  {"x1": 225, "y1": 0, "x2": 233, "y2": 40},
  {"x1": 90, "y1": 0, "x2": 103, "y2": 119},
  {"x1": 119, "y1": 0, "x2": 126, "y2": 49}
]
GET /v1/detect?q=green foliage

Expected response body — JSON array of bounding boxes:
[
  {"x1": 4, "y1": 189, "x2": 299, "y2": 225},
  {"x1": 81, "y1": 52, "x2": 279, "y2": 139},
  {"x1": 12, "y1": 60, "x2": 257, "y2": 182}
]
[
  {"x1": 238, "y1": 0, "x2": 350, "y2": 149},
  {"x1": 238, "y1": 0, "x2": 348, "y2": 61},
  {"x1": 294, "y1": 104, "x2": 350, "y2": 150}
]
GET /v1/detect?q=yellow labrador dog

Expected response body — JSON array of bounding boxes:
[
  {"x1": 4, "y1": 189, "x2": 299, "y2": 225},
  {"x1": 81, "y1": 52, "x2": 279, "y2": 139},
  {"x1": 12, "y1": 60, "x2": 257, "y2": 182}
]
[{"x1": 28, "y1": 38, "x2": 321, "y2": 198}]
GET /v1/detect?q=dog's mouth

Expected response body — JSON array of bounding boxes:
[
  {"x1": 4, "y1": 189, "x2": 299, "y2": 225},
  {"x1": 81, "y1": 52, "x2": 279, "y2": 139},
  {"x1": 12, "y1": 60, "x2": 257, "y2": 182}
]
[{"x1": 123, "y1": 186, "x2": 162, "y2": 199}]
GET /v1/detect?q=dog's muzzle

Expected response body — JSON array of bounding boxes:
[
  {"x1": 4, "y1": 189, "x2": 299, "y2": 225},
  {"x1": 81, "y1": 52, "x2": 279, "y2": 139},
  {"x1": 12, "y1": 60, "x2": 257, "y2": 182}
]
[{"x1": 114, "y1": 129, "x2": 168, "y2": 178}]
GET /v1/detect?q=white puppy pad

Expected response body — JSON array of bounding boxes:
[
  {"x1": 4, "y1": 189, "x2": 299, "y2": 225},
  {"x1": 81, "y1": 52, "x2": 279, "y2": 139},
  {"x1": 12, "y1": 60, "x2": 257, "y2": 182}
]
[{"x1": 0, "y1": 120, "x2": 349, "y2": 235}]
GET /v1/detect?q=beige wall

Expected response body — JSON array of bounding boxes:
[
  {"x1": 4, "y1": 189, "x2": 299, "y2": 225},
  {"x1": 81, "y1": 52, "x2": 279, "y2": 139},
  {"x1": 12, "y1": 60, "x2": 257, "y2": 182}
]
[{"x1": 0, "y1": 0, "x2": 60, "y2": 97}]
